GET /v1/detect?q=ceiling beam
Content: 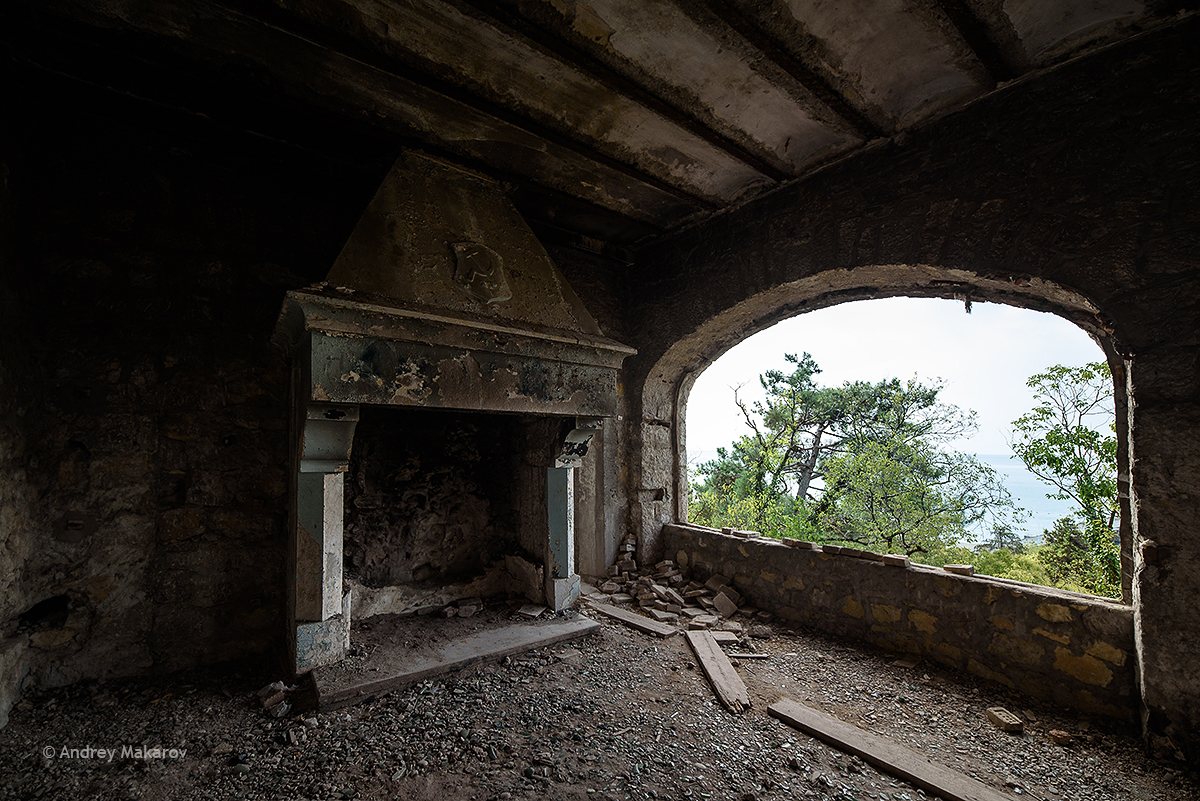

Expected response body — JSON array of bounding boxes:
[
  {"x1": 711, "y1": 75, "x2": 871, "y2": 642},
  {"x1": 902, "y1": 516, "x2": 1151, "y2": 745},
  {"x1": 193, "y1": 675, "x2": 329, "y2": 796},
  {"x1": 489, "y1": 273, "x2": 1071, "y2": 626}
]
[
  {"x1": 237, "y1": 0, "x2": 722, "y2": 210},
  {"x1": 455, "y1": 0, "x2": 793, "y2": 183},
  {"x1": 10, "y1": 0, "x2": 719, "y2": 221},
  {"x1": 5, "y1": 24, "x2": 665, "y2": 249},
  {"x1": 697, "y1": 0, "x2": 885, "y2": 140},
  {"x1": 933, "y1": 0, "x2": 1018, "y2": 83}
]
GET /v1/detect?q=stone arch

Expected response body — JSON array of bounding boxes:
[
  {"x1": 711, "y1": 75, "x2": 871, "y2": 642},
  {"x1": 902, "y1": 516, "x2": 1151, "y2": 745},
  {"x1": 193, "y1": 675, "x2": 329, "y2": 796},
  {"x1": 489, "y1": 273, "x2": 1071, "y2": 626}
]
[{"x1": 631, "y1": 262, "x2": 1133, "y2": 601}]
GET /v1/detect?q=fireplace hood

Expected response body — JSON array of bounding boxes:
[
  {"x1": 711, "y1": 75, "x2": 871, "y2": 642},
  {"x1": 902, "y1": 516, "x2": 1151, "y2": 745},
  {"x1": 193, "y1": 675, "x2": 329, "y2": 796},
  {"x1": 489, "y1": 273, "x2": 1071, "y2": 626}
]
[{"x1": 274, "y1": 151, "x2": 635, "y2": 416}]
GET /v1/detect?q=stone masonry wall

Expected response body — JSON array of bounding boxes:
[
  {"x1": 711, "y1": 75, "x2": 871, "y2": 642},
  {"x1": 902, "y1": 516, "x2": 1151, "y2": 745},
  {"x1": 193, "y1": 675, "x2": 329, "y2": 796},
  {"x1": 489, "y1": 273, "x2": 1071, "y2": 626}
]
[
  {"x1": 664, "y1": 524, "x2": 1137, "y2": 724},
  {"x1": 0, "y1": 125, "x2": 34, "y2": 727},
  {"x1": 630, "y1": 19, "x2": 1200, "y2": 757},
  {"x1": 0, "y1": 88, "x2": 384, "y2": 690},
  {"x1": 343, "y1": 407, "x2": 524, "y2": 588}
]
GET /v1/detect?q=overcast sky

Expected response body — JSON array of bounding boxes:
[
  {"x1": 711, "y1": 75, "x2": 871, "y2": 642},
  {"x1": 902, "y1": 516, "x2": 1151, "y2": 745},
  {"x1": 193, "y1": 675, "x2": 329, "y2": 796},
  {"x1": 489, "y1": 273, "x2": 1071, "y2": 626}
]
[{"x1": 685, "y1": 297, "x2": 1108, "y2": 460}]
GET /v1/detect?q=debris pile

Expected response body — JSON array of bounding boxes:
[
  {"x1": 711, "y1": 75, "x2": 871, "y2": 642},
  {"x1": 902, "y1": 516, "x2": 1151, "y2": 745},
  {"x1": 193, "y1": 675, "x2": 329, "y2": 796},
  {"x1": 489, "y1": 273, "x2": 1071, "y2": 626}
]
[
  {"x1": 592, "y1": 560, "x2": 775, "y2": 639},
  {"x1": 254, "y1": 680, "x2": 298, "y2": 719}
]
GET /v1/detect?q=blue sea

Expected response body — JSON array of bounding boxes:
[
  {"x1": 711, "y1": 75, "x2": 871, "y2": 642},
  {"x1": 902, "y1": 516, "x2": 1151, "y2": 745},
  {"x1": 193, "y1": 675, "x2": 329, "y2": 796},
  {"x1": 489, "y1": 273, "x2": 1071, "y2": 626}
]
[
  {"x1": 975, "y1": 453, "x2": 1075, "y2": 542},
  {"x1": 685, "y1": 450, "x2": 1075, "y2": 544}
]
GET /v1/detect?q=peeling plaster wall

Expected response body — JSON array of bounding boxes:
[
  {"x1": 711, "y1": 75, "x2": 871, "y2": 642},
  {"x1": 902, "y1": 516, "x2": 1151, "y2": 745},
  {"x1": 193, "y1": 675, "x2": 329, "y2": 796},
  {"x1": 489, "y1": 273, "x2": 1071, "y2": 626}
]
[
  {"x1": 666, "y1": 524, "x2": 1137, "y2": 723},
  {"x1": 0, "y1": 90, "x2": 383, "y2": 692},
  {"x1": 343, "y1": 407, "x2": 524, "y2": 588}
]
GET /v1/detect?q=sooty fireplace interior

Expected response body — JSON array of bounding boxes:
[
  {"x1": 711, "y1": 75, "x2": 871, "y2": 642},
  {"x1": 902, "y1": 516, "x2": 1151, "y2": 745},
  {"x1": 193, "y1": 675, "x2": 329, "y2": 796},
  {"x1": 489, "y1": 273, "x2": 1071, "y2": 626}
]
[{"x1": 273, "y1": 151, "x2": 634, "y2": 674}]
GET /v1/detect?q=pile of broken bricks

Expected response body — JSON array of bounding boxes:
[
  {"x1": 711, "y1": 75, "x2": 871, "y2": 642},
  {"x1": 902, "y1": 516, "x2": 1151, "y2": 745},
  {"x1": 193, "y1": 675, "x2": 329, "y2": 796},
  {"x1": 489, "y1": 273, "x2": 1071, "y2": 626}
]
[{"x1": 589, "y1": 559, "x2": 775, "y2": 639}]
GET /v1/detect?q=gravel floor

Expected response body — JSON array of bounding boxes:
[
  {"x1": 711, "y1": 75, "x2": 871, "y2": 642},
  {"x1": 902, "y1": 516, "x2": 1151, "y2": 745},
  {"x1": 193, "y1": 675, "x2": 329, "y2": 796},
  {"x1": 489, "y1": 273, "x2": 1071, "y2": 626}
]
[{"x1": 1, "y1": 600, "x2": 1195, "y2": 801}]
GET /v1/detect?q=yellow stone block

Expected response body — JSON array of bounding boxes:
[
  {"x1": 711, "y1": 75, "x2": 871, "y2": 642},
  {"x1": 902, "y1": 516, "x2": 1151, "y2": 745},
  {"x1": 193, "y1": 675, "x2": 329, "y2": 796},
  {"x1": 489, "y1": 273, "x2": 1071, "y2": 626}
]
[
  {"x1": 760, "y1": 570, "x2": 777, "y2": 583},
  {"x1": 933, "y1": 576, "x2": 960, "y2": 598},
  {"x1": 967, "y1": 658, "x2": 1016, "y2": 689},
  {"x1": 871, "y1": 604, "x2": 902, "y2": 624},
  {"x1": 1033, "y1": 627, "x2": 1070, "y2": 645},
  {"x1": 990, "y1": 615, "x2": 1014, "y2": 631},
  {"x1": 842, "y1": 597, "x2": 865, "y2": 618},
  {"x1": 1086, "y1": 641, "x2": 1127, "y2": 666},
  {"x1": 908, "y1": 609, "x2": 937, "y2": 635},
  {"x1": 1054, "y1": 647, "x2": 1113, "y2": 687},
  {"x1": 936, "y1": 643, "x2": 962, "y2": 662},
  {"x1": 1037, "y1": 603, "x2": 1073, "y2": 623}
]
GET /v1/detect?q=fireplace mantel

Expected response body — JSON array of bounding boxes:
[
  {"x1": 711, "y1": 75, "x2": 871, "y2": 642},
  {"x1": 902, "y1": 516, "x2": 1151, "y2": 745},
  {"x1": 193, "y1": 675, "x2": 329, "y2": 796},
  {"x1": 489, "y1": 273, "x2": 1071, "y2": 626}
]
[{"x1": 275, "y1": 287, "x2": 634, "y2": 417}]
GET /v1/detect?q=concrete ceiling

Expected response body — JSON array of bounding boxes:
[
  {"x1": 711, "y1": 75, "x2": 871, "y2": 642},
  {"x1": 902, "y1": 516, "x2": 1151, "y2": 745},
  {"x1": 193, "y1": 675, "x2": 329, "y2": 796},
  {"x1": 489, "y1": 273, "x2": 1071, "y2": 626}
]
[{"x1": 3, "y1": 0, "x2": 1182, "y2": 251}]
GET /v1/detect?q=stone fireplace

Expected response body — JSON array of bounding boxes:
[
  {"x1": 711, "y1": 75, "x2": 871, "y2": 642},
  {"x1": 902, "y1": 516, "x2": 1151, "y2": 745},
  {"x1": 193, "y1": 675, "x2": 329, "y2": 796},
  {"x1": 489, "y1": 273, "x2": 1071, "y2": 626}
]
[{"x1": 273, "y1": 152, "x2": 634, "y2": 674}]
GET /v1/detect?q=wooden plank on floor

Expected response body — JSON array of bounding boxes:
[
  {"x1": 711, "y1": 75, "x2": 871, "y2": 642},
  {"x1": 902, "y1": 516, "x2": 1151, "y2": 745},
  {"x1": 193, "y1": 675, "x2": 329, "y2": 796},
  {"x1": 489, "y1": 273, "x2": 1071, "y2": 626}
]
[
  {"x1": 768, "y1": 697, "x2": 1012, "y2": 801},
  {"x1": 587, "y1": 601, "x2": 678, "y2": 637},
  {"x1": 685, "y1": 629, "x2": 751, "y2": 712},
  {"x1": 315, "y1": 617, "x2": 599, "y2": 712}
]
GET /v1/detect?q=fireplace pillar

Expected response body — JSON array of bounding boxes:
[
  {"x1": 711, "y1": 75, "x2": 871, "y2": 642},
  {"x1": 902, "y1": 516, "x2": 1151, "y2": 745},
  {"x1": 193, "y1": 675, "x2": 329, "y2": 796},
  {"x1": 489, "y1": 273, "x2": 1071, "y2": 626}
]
[
  {"x1": 291, "y1": 403, "x2": 359, "y2": 673},
  {"x1": 544, "y1": 417, "x2": 602, "y2": 609},
  {"x1": 545, "y1": 466, "x2": 578, "y2": 610}
]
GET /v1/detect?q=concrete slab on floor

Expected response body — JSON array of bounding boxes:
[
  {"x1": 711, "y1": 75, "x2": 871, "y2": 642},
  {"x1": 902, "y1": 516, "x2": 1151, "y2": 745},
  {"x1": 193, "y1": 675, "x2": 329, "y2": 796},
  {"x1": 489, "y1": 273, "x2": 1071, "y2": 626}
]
[{"x1": 314, "y1": 616, "x2": 599, "y2": 711}]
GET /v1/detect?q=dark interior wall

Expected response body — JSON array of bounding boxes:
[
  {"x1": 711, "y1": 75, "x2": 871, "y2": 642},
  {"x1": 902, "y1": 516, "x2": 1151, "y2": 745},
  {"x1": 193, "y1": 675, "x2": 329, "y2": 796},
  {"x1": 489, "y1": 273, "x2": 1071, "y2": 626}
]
[
  {"x1": 624, "y1": 19, "x2": 1200, "y2": 758},
  {"x1": 0, "y1": 81, "x2": 384, "y2": 683},
  {"x1": 0, "y1": 113, "x2": 36, "y2": 716},
  {"x1": 546, "y1": 245, "x2": 634, "y2": 344},
  {"x1": 343, "y1": 407, "x2": 525, "y2": 588}
]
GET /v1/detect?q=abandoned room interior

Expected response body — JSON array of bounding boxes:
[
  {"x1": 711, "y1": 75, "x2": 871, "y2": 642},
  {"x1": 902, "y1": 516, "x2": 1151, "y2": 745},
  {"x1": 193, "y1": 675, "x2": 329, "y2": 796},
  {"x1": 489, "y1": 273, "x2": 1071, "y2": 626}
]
[{"x1": 2, "y1": 0, "x2": 1199, "y2": 796}]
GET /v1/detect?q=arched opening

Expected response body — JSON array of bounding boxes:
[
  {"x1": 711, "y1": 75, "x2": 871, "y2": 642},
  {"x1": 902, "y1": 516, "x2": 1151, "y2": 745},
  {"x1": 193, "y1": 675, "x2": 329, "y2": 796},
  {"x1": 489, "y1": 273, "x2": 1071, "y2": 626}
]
[
  {"x1": 684, "y1": 296, "x2": 1127, "y2": 601},
  {"x1": 630, "y1": 265, "x2": 1140, "y2": 723},
  {"x1": 633, "y1": 265, "x2": 1131, "y2": 572}
]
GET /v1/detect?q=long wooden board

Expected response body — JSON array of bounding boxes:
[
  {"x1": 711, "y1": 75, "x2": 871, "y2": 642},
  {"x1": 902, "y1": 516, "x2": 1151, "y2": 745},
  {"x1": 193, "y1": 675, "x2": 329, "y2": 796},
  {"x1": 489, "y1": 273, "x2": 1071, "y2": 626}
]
[
  {"x1": 768, "y1": 698, "x2": 1012, "y2": 801},
  {"x1": 685, "y1": 630, "x2": 751, "y2": 712},
  {"x1": 587, "y1": 601, "x2": 679, "y2": 637},
  {"x1": 315, "y1": 617, "x2": 598, "y2": 711}
]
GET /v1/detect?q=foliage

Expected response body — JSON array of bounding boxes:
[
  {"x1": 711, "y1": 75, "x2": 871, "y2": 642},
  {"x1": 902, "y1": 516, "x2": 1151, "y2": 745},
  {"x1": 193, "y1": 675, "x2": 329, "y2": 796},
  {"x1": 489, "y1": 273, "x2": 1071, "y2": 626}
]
[
  {"x1": 1010, "y1": 362, "x2": 1117, "y2": 529},
  {"x1": 1034, "y1": 516, "x2": 1121, "y2": 597},
  {"x1": 979, "y1": 523, "x2": 1026, "y2": 554},
  {"x1": 689, "y1": 354, "x2": 1023, "y2": 557},
  {"x1": 815, "y1": 438, "x2": 1020, "y2": 557},
  {"x1": 936, "y1": 543, "x2": 1052, "y2": 586},
  {"x1": 689, "y1": 353, "x2": 1124, "y2": 597},
  {"x1": 1010, "y1": 361, "x2": 1120, "y2": 598}
]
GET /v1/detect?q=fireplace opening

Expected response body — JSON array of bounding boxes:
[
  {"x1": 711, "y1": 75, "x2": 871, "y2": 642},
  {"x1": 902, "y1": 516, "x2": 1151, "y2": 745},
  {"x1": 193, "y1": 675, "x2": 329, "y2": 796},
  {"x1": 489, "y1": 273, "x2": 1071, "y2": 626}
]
[{"x1": 342, "y1": 406, "x2": 571, "y2": 619}]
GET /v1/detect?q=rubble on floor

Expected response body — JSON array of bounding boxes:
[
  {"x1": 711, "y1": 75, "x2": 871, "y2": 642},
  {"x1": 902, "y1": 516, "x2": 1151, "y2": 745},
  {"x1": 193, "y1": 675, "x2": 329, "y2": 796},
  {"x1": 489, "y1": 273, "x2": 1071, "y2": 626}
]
[
  {"x1": 0, "y1": 606, "x2": 1196, "y2": 801},
  {"x1": 589, "y1": 558, "x2": 776, "y2": 640}
]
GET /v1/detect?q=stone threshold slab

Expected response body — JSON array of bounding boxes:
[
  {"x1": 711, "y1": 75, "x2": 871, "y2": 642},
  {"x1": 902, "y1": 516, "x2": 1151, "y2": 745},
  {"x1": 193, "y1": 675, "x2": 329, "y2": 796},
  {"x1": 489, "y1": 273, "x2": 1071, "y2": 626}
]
[{"x1": 314, "y1": 616, "x2": 599, "y2": 711}]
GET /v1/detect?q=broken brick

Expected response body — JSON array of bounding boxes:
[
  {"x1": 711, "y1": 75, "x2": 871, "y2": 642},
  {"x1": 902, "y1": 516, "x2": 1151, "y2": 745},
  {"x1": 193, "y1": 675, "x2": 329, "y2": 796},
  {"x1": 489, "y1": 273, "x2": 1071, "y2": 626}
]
[{"x1": 713, "y1": 592, "x2": 738, "y2": 617}]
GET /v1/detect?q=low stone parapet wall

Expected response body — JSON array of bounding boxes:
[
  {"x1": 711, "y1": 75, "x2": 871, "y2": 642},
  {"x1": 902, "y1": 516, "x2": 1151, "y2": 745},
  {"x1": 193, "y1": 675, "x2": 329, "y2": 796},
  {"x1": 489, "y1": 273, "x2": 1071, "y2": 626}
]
[{"x1": 663, "y1": 523, "x2": 1136, "y2": 723}]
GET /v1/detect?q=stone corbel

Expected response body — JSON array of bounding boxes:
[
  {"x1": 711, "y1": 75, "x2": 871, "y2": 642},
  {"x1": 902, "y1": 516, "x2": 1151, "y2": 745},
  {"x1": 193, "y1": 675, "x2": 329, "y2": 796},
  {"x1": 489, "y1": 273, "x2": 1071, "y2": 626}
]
[{"x1": 554, "y1": 417, "x2": 604, "y2": 468}]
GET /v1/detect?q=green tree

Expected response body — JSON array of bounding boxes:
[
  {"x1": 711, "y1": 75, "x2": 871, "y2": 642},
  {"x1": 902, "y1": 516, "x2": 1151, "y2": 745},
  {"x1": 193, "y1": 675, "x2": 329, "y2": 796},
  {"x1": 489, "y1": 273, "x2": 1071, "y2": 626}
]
[
  {"x1": 978, "y1": 523, "x2": 1026, "y2": 554},
  {"x1": 1035, "y1": 517, "x2": 1120, "y2": 597},
  {"x1": 690, "y1": 356, "x2": 1023, "y2": 557},
  {"x1": 1010, "y1": 361, "x2": 1119, "y2": 596},
  {"x1": 812, "y1": 399, "x2": 1023, "y2": 557},
  {"x1": 1010, "y1": 362, "x2": 1118, "y2": 530}
]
